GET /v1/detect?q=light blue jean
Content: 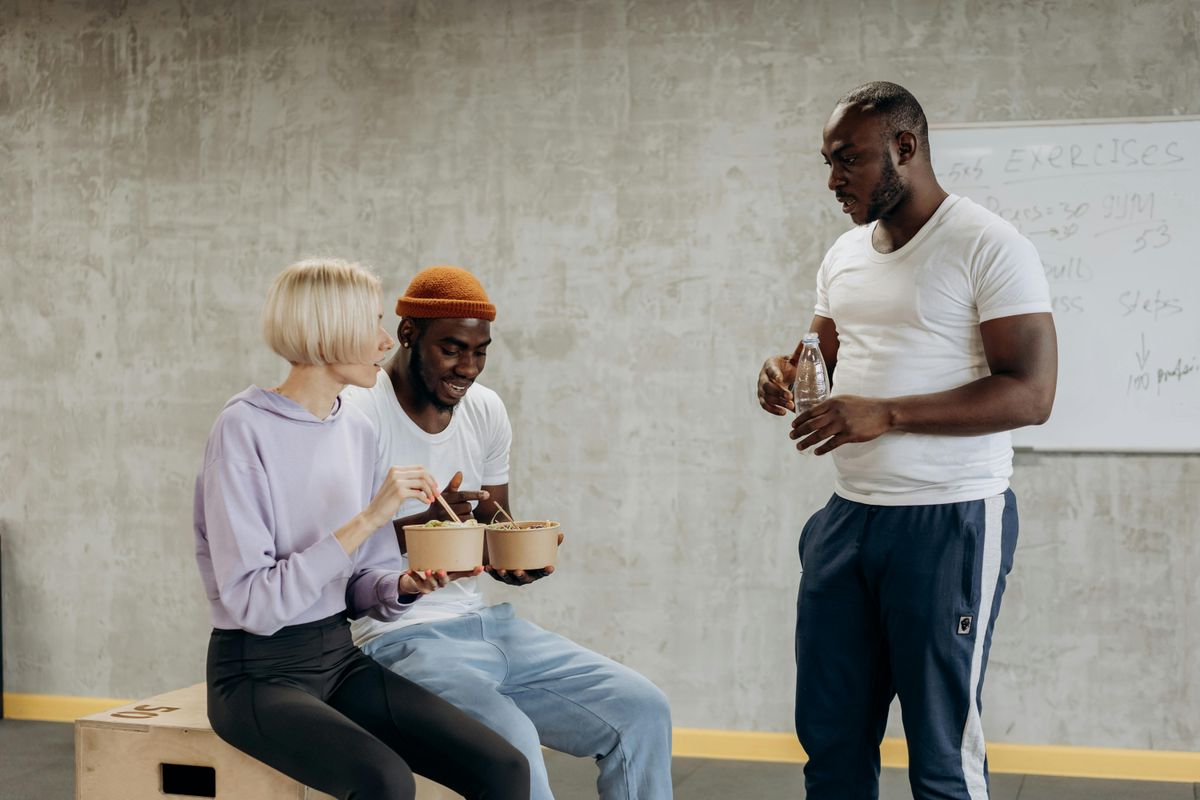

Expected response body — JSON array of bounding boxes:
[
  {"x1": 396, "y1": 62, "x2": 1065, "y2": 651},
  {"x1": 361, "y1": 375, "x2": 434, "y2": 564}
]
[{"x1": 361, "y1": 603, "x2": 673, "y2": 800}]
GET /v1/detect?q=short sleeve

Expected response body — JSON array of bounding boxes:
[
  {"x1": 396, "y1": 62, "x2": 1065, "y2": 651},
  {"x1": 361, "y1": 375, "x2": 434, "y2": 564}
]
[
  {"x1": 814, "y1": 249, "x2": 833, "y2": 318},
  {"x1": 482, "y1": 392, "x2": 512, "y2": 486},
  {"x1": 973, "y1": 225, "x2": 1053, "y2": 322}
]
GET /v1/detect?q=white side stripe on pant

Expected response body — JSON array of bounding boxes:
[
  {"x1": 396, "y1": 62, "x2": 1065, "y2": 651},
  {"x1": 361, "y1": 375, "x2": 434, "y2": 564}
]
[{"x1": 960, "y1": 493, "x2": 1005, "y2": 800}]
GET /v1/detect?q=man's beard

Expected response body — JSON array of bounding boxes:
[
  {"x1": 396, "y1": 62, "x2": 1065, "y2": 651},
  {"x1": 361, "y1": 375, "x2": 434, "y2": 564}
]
[
  {"x1": 408, "y1": 341, "x2": 457, "y2": 413},
  {"x1": 864, "y1": 152, "x2": 908, "y2": 223}
]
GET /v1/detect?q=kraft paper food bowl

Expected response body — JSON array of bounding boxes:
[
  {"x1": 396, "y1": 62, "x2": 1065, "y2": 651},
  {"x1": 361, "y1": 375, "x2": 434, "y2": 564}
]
[
  {"x1": 403, "y1": 522, "x2": 485, "y2": 572},
  {"x1": 485, "y1": 521, "x2": 560, "y2": 571}
]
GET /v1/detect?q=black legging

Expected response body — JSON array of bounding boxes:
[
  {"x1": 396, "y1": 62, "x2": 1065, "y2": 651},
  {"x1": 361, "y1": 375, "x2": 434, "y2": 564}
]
[{"x1": 207, "y1": 613, "x2": 529, "y2": 800}]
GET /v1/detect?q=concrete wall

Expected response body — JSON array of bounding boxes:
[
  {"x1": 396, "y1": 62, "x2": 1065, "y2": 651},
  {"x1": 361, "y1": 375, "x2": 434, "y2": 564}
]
[{"x1": 1, "y1": 0, "x2": 1197, "y2": 752}]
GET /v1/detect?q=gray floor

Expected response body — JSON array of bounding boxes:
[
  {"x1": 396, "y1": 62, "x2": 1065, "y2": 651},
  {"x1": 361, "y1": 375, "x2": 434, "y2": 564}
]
[{"x1": 2, "y1": 719, "x2": 1194, "y2": 799}]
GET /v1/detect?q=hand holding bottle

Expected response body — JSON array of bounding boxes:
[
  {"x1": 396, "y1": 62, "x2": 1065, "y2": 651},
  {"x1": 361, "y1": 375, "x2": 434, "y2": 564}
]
[
  {"x1": 788, "y1": 334, "x2": 894, "y2": 455},
  {"x1": 757, "y1": 355, "x2": 799, "y2": 415},
  {"x1": 790, "y1": 332, "x2": 830, "y2": 413}
]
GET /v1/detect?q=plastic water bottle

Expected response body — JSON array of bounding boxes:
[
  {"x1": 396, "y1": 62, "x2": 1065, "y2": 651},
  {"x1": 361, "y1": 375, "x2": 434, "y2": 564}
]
[{"x1": 790, "y1": 332, "x2": 829, "y2": 413}]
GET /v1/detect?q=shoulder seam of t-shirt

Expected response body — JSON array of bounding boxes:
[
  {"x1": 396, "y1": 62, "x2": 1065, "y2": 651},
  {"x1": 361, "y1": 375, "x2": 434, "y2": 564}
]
[
  {"x1": 974, "y1": 213, "x2": 1031, "y2": 251},
  {"x1": 832, "y1": 223, "x2": 871, "y2": 253}
]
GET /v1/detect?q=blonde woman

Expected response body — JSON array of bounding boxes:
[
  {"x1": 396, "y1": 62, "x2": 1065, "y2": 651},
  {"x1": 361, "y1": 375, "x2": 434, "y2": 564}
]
[{"x1": 194, "y1": 258, "x2": 529, "y2": 799}]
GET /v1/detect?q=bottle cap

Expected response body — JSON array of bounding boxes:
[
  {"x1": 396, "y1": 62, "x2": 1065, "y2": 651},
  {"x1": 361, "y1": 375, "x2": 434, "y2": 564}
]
[{"x1": 802, "y1": 332, "x2": 820, "y2": 344}]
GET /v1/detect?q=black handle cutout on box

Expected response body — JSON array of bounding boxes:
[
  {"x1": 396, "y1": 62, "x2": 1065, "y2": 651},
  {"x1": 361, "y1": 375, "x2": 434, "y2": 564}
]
[{"x1": 160, "y1": 763, "x2": 216, "y2": 797}]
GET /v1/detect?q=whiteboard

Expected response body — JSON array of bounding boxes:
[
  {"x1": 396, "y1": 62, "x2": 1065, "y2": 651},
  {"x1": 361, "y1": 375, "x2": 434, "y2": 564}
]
[{"x1": 929, "y1": 118, "x2": 1200, "y2": 452}]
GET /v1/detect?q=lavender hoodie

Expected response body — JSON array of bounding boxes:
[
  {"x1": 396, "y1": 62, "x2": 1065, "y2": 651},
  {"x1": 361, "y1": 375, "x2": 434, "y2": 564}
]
[{"x1": 194, "y1": 386, "x2": 411, "y2": 636}]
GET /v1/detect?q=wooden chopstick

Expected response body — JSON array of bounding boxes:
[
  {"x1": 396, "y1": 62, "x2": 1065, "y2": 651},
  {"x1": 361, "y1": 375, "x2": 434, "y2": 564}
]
[
  {"x1": 493, "y1": 502, "x2": 516, "y2": 524},
  {"x1": 435, "y1": 493, "x2": 462, "y2": 524}
]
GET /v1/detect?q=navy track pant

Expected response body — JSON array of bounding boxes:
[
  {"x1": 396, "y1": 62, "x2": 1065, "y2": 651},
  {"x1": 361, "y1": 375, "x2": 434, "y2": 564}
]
[{"x1": 794, "y1": 490, "x2": 1018, "y2": 800}]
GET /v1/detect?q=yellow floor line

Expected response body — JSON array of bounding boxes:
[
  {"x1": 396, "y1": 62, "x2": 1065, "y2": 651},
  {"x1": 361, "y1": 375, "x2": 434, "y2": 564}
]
[
  {"x1": 7, "y1": 694, "x2": 1197, "y2": 783},
  {"x1": 672, "y1": 728, "x2": 1200, "y2": 783},
  {"x1": 5, "y1": 693, "x2": 135, "y2": 722}
]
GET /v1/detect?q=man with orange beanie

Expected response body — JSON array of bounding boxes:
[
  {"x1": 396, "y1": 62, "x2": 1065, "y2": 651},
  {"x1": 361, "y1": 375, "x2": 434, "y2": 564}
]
[{"x1": 343, "y1": 266, "x2": 673, "y2": 800}]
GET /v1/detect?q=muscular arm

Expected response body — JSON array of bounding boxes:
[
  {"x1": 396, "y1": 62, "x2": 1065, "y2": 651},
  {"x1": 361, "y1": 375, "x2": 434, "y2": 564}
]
[
  {"x1": 890, "y1": 312, "x2": 1057, "y2": 433},
  {"x1": 793, "y1": 312, "x2": 1057, "y2": 453}
]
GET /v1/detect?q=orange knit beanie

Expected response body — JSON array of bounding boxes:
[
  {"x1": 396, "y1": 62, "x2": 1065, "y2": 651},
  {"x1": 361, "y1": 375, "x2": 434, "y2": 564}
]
[{"x1": 395, "y1": 266, "x2": 496, "y2": 321}]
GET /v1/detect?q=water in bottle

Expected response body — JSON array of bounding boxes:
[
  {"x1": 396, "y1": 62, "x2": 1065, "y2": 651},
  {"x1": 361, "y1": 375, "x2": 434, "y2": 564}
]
[{"x1": 790, "y1": 332, "x2": 829, "y2": 413}]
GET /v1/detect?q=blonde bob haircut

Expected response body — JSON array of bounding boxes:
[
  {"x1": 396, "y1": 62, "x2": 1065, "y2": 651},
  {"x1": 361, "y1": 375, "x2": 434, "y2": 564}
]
[{"x1": 262, "y1": 258, "x2": 381, "y2": 365}]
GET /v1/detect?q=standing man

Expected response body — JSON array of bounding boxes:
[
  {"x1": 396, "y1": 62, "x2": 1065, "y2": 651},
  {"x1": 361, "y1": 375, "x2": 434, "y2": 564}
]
[
  {"x1": 756, "y1": 82, "x2": 1057, "y2": 800},
  {"x1": 343, "y1": 265, "x2": 673, "y2": 800}
]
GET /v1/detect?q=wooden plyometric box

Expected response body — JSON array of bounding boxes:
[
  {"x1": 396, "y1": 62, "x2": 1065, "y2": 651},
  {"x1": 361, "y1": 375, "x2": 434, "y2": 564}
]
[{"x1": 76, "y1": 683, "x2": 461, "y2": 799}]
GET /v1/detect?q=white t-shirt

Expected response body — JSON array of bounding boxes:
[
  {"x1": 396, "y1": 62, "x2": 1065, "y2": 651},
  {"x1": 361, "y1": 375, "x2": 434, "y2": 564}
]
[
  {"x1": 814, "y1": 194, "x2": 1052, "y2": 506},
  {"x1": 342, "y1": 369, "x2": 512, "y2": 645}
]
